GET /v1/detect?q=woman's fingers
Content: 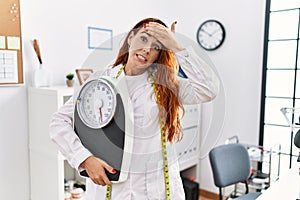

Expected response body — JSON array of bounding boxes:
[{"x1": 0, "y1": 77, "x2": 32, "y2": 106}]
[
  {"x1": 102, "y1": 161, "x2": 116, "y2": 186},
  {"x1": 171, "y1": 21, "x2": 177, "y2": 33},
  {"x1": 143, "y1": 21, "x2": 184, "y2": 52},
  {"x1": 102, "y1": 174, "x2": 112, "y2": 186},
  {"x1": 92, "y1": 176, "x2": 105, "y2": 186},
  {"x1": 102, "y1": 159, "x2": 116, "y2": 174},
  {"x1": 145, "y1": 23, "x2": 166, "y2": 38},
  {"x1": 92, "y1": 172, "x2": 110, "y2": 186},
  {"x1": 81, "y1": 156, "x2": 114, "y2": 186},
  {"x1": 145, "y1": 23, "x2": 171, "y2": 41},
  {"x1": 145, "y1": 22, "x2": 182, "y2": 52}
]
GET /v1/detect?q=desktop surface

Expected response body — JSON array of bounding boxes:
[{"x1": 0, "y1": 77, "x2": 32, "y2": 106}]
[{"x1": 256, "y1": 165, "x2": 299, "y2": 199}]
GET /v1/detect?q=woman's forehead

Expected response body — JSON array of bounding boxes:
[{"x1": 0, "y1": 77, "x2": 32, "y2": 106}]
[{"x1": 136, "y1": 30, "x2": 163, "y2": 46}]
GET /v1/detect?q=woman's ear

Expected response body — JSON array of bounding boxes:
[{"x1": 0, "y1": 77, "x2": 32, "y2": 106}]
[{"x1": 127, "y1": 31, "x2": 134, "y2": 47}]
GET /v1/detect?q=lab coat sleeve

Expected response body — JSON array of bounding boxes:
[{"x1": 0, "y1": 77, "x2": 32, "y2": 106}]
[
  {"x1": 176, "y1": 46, "x2": 220, "y2": 104},
  {"x1": 49, "y1": 97, "x2": 92, "y2": 170}
]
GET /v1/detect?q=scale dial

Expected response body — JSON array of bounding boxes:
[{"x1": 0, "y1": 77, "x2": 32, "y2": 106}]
[{"x1": 77, "y1": 78, "x2": 117, "y2": 129}]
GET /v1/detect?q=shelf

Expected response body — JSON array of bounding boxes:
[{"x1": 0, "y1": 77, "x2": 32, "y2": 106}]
[
  {"x1": 225, "y1": 136, "x2": 281, "y2": 196},
  {"x1": 248, "y1": 183, "x2": 269, "y2": 190}
]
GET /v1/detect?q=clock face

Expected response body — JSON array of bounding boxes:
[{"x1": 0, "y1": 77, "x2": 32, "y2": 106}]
[
  {"x1": 77, "y1": 78, "x2": 117, "y2": 129},
  {"x1": 197, "y1": 20, "x2": 225, "y2": 51}
]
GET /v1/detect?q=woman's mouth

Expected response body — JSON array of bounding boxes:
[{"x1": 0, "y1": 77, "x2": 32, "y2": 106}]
[{"x1": 136, "y1": 54, "x2": 147, "y2": 62}]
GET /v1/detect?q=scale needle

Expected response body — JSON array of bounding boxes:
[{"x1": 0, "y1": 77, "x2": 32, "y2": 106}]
[{"x1": 99, "y1": 107, "x2": 103, "y2": 122}]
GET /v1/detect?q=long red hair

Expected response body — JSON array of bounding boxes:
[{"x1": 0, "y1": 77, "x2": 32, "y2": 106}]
[{"x1": 113, "y1": 18, "x2": 184, "y2": 142}]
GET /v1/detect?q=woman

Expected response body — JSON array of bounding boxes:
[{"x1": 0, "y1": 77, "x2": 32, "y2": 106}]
[{"x1": 50, "y1": 17, "x2": 219, "y2": 200}]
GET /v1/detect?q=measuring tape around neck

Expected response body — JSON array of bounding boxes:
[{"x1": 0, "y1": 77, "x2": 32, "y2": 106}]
[
  {"x1": 148, "y1": 69, "x2": 171, "y2": 200},
  {"x1": 105, "y1": 65, "x2": 170, "y2": 200}
]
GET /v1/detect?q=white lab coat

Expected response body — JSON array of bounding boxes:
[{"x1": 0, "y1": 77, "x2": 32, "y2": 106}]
[{"x1": 49, "y1": 47, "x2": 219, "y2": 200}]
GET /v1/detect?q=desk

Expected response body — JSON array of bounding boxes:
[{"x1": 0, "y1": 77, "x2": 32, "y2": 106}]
[{"x1": 257, "y1": 165, "x2": 300, "y2": 199}]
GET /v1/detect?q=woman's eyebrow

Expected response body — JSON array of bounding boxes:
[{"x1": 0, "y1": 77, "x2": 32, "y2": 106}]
[
  {"x1": 140, "y1": 31, "x2": 163, "y2": 47},
  {"x1": 141, "y1": 31, "x2": 152, "y2": 37}
]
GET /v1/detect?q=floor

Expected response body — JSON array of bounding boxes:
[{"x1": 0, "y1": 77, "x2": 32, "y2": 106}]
[
  {"x1": 198, "y1": 189, "x2": 218, "y2": 200},
  {"x1": 198, "y1": 189, "x2": 219, "y2": 200},
  {"x1": 199, "y1": 196, "x2": 215, "y2": 200}
]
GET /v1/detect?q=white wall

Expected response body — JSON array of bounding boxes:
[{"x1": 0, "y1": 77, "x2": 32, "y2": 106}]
[
  {"x1": 195, "y1": 1, "x2": 266, "y2": 192},
  {"x1": 0, "y1": 0, "x2": 266, "y2": 199}
]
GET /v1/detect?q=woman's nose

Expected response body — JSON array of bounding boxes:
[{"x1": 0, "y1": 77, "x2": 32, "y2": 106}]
[
  {"x1": 143, "y1": 47, "x2": 150, "y2": 53},
  {"x1": 142, "y1": 42, "x2": 152, "y2": 53}
]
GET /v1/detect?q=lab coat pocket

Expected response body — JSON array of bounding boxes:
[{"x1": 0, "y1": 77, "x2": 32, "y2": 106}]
[{"x1": 146, "y1": 161, "x2": 165, "y2": 200}]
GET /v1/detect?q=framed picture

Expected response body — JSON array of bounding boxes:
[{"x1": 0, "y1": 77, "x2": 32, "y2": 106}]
[
  {"x1": 88, "y1": 26, "x2": 113, "y2": 50},
  {"x1": 76, "y1": 69, "x2": 93, "y2": 85}
]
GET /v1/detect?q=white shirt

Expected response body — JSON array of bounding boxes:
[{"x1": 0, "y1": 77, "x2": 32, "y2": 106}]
[{"x1": 49, "y1": 47, "x2": 219, "y2": 200}]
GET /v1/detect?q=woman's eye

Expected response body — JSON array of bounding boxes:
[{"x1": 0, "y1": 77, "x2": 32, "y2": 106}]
[
  {"x1": 153, "y1": 45, "x2": 161, "y2": 51},
  {"x1": 140, "y1": 36, "x2": 147, "y2": 42}
]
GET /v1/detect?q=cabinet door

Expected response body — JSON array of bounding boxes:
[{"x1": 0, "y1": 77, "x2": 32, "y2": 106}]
[{"x1": 29, "y1": 87, "x2": 74, "y2": 200}]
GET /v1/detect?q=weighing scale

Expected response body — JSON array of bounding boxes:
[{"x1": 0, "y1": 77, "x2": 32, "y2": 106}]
[{"x1": 74, "y1": 76, "x2": 133, "y2": 183}]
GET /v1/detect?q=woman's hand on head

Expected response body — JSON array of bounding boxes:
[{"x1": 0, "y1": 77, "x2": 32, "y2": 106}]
[
  {"x1": 144, "y1": 21, "x2": 185, "y2": 53},
  {"x1": 80, "y1": 156, "x2": 115, "y2": 186}
]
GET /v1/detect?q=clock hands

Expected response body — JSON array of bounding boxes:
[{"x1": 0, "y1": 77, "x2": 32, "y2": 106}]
[
  {"x1": 211, "y1": 29, "x2": 220, "y2": 36},
  {"x1": 201, "y1": 29, "x2": 221, "y2": 38},
  {"x1": 200, "y1": 29, "x2": 212, "y2": 37}
]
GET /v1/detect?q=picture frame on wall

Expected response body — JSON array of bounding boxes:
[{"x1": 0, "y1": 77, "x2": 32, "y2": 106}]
[
  {"x1": 88, "y1": 26, "x2": 113, "y2": 50},
  {"x1": 76, "y1": 69, "x2": 93, "y2": 85}
]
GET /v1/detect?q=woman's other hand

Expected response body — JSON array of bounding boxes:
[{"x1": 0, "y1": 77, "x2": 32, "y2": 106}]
[
  {"x1": 144, "y1": 21, "x2": 185, "y2": 53},
  {"x1": 80, "y1": 156, "x2": 116, "y2": 186}
]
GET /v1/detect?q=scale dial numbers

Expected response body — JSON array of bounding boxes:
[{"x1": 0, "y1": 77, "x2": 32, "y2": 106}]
[{"x1": 77, "y1": 79, "x2": 117, "y2": 129}]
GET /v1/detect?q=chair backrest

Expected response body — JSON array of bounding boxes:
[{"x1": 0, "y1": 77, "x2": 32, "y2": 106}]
[{"x1": 209, "y1": 143, "x2": 251, "y2": 188}]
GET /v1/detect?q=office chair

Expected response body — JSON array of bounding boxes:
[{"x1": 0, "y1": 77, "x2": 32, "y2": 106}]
[{"x1": 209, "y1": 143, "x2": 261, "y2": 200}]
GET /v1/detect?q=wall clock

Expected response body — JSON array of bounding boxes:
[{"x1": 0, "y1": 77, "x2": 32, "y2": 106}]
[{"x1": 196, "y1": 20, "x2": 225, "y2": 51}]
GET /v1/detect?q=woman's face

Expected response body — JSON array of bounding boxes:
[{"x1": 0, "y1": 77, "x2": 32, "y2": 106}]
[{"x1": 126, "y1": 28, "x2": 162, "y2": 72}]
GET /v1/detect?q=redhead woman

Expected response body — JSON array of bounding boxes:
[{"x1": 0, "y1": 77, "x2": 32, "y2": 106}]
[{"x1": 50, "y1": 17, "x2": 219, "y2": 200}]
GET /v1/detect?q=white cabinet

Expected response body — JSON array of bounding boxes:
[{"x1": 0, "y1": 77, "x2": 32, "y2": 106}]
[
  {"x1": 28, "y1": 86, "x2": 201, "y2": 199},
  {"x1": 28, "y1": 86, "x2": 74, "y2": 200},
  {"x1": 176, "y1": 104, "x2": 201, "y2": 182}
]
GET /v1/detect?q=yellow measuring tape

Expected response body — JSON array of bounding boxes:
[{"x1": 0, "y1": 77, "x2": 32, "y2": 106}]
[
  {"x1": 105, "y1": 186, "x2": 112, "y2": 200},
  {"x1": 149, "y1": 70, "x2": 171, "y2": 200},
  {"x1": 105, "y1": 65, "x2": 170, "y2": 200}
]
